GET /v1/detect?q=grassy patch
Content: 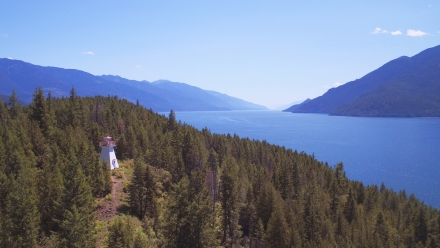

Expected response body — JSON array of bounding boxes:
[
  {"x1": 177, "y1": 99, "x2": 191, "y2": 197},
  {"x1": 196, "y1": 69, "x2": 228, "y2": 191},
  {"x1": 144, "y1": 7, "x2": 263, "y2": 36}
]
[{"x1": 105, "y1": 194, "x2": 112, "y2": 202}]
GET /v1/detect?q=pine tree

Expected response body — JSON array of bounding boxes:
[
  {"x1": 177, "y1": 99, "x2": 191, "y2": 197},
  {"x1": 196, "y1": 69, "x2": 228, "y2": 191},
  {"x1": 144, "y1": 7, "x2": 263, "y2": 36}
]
[
  {"x1": 167, "y1": 109, "x2": 177, "y2": 131},
  {"x1": 40, "y1": 161, "x2": 65, "y2": 234},
  {"x1": 129, "y1": 157, "x2": 146, "y2": 218},
  {"x1": 164, "y1": 176, "x2": 191, "y2": 247},
  {"x1": 374, "y1": 211, "x2": 389, "y2": 247},
  {"x1": 239, "y1": 187, "x2": 257, "y2": 242},
  {"x1": 106, "y1": 215, "x2": 136, "y2": 248},
  {"x1": 133, "y1": 228, "x2": 150, "y2": 248},
  {"x1": 415, "y1": 208, "x2": 428, "y2": 245},
  {"x1": 264, "y1": 201, "x2": 291, "y2": 248},
  {"x1": 60, "y1": 151, "x2": 96, "y2": 248},
  {"x1": 128, "y1": 157, "x2": 157, "y2": 219},
  {"x1": 8, "y1": 90, "x2": 21, "y2": 119},
  {"x1": 30, "y1": 87, "x2": 54, "y2": 137},
  {"x1": 164, "y1": 171, "x2": 218, "y2": 248},
  {"x1": 344, "y1": 188, "x2": 358, "y2": 224},
  {"x1": 253, "y1": 218, "x2": 265, "y2": 248},
  {"x1": 220, "y1": 155, "x2": 239, "y2": 246},
  {"x1": 68, "y1": 87, "x2": 80, "y2": 127},
  {"x1": 207, "y1": 148, "x2": 220, "y2": 205},
  {"x1": 5, "y1": 165, "x2": 40, "y2": 248}
]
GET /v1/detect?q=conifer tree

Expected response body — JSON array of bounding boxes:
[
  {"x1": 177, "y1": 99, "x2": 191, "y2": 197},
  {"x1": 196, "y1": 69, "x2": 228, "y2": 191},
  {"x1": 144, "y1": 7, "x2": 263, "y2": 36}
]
[
  {"x1": 239, "y1": 186, "x2": 257, "y2": 243},
  {"x1": 164, "y1": 171, "x2": 218, "y2": 248},
  {"x1": 415, "y1": 207, "x2": 428, "y2": 244},
  {"x1": 220, "y1": 155, "x2": 239, "y2": 246},
  {"x1": 164, "y1": 176, "x2": 191, "y2": 247},
  {"x1": 129, "y1": 157, "x2": 146, "y2": 218},
  {"x1": 40, "y1": 160, "x2": 65, "y2": 234},
  {"x1": 60, "y1": 152, "x2": 96, "y2": 247},
  {"x1": 30, "y1": 87, "x2": 54, "y2": 137},
  {"x1": 8, "y1": 90, "x2": 21, "y2": 119},
  {"x1": 253, "y1": 218, "x2": 265, "y2": 248},
  {"x1": 106, "y1": 215, "x2": 136, "y2": 248},
  {"x1": 133, "y1": 228, "x2": 150, "y2": 248},
  {"x1": 5, "y1": 165, "x2": 40, "y2": 248},
  {"x1": 264, "y1": 201, "x2": 291, "y2": 248},
  {"x1": 68, "y1": 87, "x2": 80, "y2": 127},
  {"x1": 374, "y1": 211, "x2": 390, "y2": 247},
  {"x1": 167, "y1": 109, "x2": 177, "y2": 131},
  {"x1": 128, "y1": 157, "x2": 157, "y2": 219},
  {"x1": 207, "y1": 148, "x2": 220, "y2": 205}
]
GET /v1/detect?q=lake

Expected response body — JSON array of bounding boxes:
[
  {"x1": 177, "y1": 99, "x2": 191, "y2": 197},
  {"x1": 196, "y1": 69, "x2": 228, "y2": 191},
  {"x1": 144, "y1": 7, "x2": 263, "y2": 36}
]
[{"x1": 172, "y1": 110, "x2": 440, "y2": 208}]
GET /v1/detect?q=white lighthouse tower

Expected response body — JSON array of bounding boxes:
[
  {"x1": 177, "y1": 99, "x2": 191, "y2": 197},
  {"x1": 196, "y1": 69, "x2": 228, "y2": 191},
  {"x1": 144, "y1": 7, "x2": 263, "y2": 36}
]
[{"x1": 100, "y1": 135, "x2": 119, "y2": 170}]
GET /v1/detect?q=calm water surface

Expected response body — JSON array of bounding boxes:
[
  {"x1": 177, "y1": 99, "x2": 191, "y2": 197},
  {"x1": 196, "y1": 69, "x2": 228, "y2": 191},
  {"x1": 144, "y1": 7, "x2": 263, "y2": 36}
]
[{"x1": 172, "y1": 110, "x2": 440, "y2": 208}]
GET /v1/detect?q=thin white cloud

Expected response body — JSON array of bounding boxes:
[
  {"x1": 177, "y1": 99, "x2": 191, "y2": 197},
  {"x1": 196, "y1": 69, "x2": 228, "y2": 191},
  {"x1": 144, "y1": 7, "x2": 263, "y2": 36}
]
[
  {"x1": 407, "y1": 29, "x2": 428, "y2": 37},
  {"x1": 7, "y1": 57, "x2": 13, "y2": 60},
  {"x1": 135, "y1": 65, "x2": 142, "y2": 68},
  {"x1": 82, "y1": 51, "x2": 94, "y2": 55},
  {"x1": 391, "y1": 30, "x2": 402, "y2": 35},
  {"x1": 2, "y1": 33, "x2": 7, "y2": 37},
  {"x1": 333, "y1": 82, "x2": 342, "y2": 87},
  {"x1": 371, "y1": 27, "x2": 388, "y2": 34}
]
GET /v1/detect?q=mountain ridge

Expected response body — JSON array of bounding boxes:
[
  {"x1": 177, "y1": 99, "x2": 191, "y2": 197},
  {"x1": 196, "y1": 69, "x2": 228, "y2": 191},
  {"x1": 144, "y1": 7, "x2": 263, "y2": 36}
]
[
  {"x1": 0, "y1": 58, "x2": 267, "y2": 112},
  {"x1": 285, "y1": 44, "x2": 440, "y2": 117}
]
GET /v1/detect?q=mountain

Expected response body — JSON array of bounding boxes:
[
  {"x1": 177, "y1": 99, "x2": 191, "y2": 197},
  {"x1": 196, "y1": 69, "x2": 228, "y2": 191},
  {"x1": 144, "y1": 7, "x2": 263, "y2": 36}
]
[
  {"x1": 271, "y1": 100, "x2": 305, "y2": 110},
  {"x1": 286, "y1": 45, "x2": 440, "y2": 117},
  {"x1": 0, "y1": 58, "x2": 267, "y2": 111},
  {"x1": 101, "y1": 76, "x2": 267, "y2": 111},
  {"x1": 282, "y1": 99, "x2": 311, "y2": 112}
]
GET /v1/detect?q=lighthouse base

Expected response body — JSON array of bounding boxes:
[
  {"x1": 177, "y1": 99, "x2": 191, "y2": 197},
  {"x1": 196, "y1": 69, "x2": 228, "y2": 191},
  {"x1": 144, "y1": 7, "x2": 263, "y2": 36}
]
[{"x1": 100, "y1": 146, "x2": 119, "y2": 170}]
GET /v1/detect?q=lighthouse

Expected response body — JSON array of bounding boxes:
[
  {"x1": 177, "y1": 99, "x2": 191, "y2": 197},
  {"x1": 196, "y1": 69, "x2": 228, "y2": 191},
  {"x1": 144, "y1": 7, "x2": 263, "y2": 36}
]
[{"x1": 100, "y1": 136, "x2": 119, "y2": 170}]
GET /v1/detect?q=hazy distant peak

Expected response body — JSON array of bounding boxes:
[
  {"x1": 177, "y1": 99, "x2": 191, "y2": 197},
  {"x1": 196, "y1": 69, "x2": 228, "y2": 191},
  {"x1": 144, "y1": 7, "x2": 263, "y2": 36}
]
[
  {"x1": 0, "y1": 59, "x2": 267, "y2": 111},
  {"x1": 151, "y1": 79, "x2": 173, "y2": 84}
]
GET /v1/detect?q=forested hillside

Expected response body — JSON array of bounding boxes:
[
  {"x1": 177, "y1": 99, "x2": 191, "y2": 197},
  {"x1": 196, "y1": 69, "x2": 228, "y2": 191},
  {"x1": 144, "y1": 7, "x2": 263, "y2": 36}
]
[
  {"x1": 1, "y1": 88, "x2": 440, "y2": 247},
  {"x1": 287, "y1": 44, "x2": 440, "y2": 117}
]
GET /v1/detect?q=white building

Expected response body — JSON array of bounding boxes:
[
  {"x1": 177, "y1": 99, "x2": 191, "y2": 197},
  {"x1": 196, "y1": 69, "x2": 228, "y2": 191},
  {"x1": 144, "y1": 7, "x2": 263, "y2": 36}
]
[{"x1": 100, "y1": 136, "x2": 119, "y2": 170}]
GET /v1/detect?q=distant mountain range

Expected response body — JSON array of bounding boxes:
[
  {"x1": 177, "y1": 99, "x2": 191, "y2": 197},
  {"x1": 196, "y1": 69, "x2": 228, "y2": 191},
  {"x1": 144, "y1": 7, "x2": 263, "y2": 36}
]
[
  {"x1": 0, "y1": 59, "x2": 267, "y2": 112},
  {"x1": 284, "y1": 45, "x2": 440, "y2": 117},
  {"x1": 282, "y1": 99, "x2": 311, "y2": 112}
]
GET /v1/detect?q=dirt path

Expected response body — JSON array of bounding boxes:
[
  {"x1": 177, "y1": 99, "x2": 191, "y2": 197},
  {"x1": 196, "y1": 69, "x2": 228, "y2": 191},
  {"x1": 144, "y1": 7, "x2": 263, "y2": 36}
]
[{"x1": 96, "y1": 170, "x2": 128, "y2": 247}]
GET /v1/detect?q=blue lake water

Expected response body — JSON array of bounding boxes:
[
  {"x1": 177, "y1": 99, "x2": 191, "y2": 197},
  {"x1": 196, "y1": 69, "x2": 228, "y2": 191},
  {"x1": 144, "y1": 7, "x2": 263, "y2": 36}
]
[{"x1": 172, "y1": 110, "x2": 440, "y2": 208}]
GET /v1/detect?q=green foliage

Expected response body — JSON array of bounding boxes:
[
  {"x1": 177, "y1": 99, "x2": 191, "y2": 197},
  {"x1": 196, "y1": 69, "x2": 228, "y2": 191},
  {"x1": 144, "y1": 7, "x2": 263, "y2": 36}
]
[
  {"x1": 128, "y1": 157, "x2": 157, "y2": 220},
  {"x1": 106, "y1": 215, "x2": 137, "y2": 248},
  {"x1": 1, "y1": 89, "x2": 440, "y2": 247},
  {"x1": 5, "y1": 165, "x2": 40, "y2": 248}
]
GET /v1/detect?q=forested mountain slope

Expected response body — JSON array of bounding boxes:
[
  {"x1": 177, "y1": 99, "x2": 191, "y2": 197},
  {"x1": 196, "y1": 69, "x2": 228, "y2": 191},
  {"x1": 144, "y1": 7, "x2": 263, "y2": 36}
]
[
  {"x1": 331, "y1": 45, "x2": 440, "y2": 117},
  {"x1": 0, "y1": 58, "x2": 266, "y2": 111},
  {"x1": 287, "y1": 44, "x2": 440, "y2": 117},
  {"x1": 0, "y1": 89, "x2": 439, "y2": 247}
]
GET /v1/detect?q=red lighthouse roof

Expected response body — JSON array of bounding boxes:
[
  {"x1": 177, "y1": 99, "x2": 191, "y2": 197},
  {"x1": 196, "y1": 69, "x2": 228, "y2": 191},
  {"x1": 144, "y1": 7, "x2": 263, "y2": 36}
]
[{"x1": 100, "y1": 136, "x2": 116, "y2": 147}]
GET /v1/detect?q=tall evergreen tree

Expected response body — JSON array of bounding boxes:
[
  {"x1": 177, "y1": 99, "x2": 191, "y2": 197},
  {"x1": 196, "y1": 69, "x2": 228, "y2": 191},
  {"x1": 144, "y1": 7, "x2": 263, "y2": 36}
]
[
  {"x1": 8, "y1": 90, "x2": 21, "y2": 119},
  {"x1": 264, "y1": 201, "x2": 291, "y2": 248},
  {"x1": 128, "y1": 157, "x2": 156, "y2": 219},
  {"x1": 220, "y1": 155, "x2": 239, "y2": 246},
  {"x1": 5, "y1": 165, "x2": 40, "y2": 248},
  {"x1": 60, "y1": 151, "x2": 96, "y2": 248},
  {"x1": 106, "y1": 215, "x2": 136, "y2": 248}
]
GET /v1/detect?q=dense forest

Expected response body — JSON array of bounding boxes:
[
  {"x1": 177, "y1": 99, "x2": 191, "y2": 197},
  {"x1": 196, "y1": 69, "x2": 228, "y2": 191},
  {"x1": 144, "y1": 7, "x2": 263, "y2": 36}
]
[{"x1": 1, "y1": 87, "x2": 440, "y2": 247}]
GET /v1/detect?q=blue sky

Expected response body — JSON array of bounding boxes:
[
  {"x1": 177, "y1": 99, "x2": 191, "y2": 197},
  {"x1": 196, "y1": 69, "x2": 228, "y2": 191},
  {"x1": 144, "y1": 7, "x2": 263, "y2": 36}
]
[{"x1": 1, "y1": 1, "x2": 439, "y2": 108}]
